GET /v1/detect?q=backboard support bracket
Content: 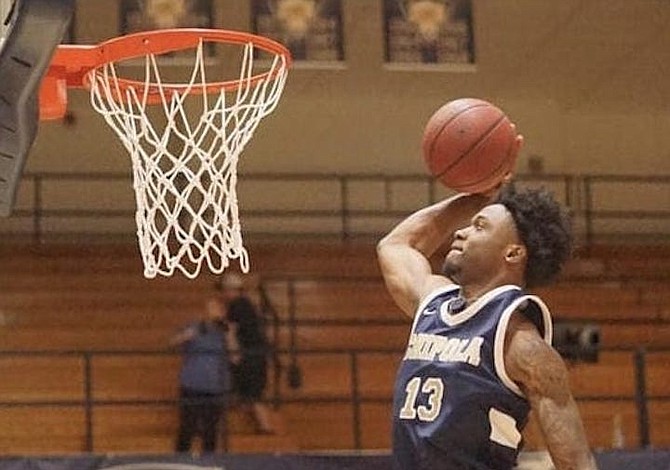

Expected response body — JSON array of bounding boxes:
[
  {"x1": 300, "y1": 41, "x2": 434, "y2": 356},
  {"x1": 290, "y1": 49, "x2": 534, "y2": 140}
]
[{"x1": 0, "y1": 0, "x2": 74, "y2": 217}]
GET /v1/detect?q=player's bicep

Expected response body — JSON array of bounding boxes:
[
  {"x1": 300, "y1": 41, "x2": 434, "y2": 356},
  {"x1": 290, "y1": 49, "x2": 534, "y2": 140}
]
[
  {"x1": 505, "y1": 315, "x2": 596, "y2": 469},
  {"x1": 377, "y1": 241, "x2": 449, "y2": 317},
  {"x1": 505, "y1": 319, "x2": 571, "y2": 403}
]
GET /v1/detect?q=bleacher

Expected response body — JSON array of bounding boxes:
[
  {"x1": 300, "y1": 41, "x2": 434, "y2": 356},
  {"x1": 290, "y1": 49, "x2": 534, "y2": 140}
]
[{"x1": 0, "y1": 240, "x2": 669, "y2": 453}]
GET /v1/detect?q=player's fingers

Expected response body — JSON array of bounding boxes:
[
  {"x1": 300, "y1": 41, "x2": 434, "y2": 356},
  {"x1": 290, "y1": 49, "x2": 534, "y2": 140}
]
[
  {"x1": 508, "y1": 133, "x2": 523, "y2": 173},
  {"x1": 478, "y1": 168, "x2": 514, "y2": 197},
  {"x1": 479, "y1": 178, "x2": 506, "y2": 197},
  {"x1": 515, "y1": 134, "x2": 524, "y2": 152}
]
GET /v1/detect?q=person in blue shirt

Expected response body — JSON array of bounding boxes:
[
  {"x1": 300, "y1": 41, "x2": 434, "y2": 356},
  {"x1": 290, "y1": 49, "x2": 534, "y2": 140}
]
[
  {"x1": 377, "y1": 182, "x2": 597, "y2": 470},
  {"x1": 171, "y1": 296, "x2": 239, "y2": 454}
]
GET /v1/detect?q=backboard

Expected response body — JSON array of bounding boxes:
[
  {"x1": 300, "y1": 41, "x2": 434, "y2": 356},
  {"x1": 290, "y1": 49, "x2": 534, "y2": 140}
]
[
  {"x1": 0, "y1": 0, "x2": 74, "y2": 216},
  {"x1": 0, "y1": 0, "x2": 11, "y2": 48}
]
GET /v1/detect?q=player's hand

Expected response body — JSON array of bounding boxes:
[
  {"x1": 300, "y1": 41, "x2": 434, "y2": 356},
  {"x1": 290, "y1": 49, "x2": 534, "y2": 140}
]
[
  {"x1": 479, "y1": 176, "x2": 511, "y2": 199},
  {"x1": 230, "y1": 350, "x2": 241, "y2": 365},
  {"x1": 478, "y1": 130, "x2": 522, "y2": 198},
  {"x1": 510, "y1": 130, "x2": 524, "y2": 167},
  {"x1": 478, "y1": 169, "x2": 514, "y2": 198}
]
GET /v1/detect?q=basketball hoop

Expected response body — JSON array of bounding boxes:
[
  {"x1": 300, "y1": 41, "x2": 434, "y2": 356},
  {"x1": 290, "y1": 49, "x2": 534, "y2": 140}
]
[{"x1": 40, "y1": 29, "x2": 292, "y2": 278}]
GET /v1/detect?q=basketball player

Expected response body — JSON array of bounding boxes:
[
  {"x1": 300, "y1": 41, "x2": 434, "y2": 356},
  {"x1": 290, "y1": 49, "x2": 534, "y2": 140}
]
[{"x1": 377, "y1": 183, "x2": 597, "y2": 469}]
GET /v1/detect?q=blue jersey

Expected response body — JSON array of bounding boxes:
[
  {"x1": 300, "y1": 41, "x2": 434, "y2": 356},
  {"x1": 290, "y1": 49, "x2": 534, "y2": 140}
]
[
  {"x1": 179, "y1": 322, "x2": 230, "y2": 394},
  {"x1": 392, "y1": 284, "x2": 552, "y2": 470}
]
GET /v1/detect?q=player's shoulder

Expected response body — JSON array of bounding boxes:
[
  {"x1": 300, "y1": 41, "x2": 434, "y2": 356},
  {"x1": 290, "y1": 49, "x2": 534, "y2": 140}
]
[{"x1": 508, "y1": 293, "x2": 553, "y2": 340}]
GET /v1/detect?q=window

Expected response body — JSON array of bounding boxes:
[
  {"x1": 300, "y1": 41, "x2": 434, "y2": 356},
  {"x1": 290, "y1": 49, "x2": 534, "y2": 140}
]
[
  {"x1": 252, "y1": 0, "x2": 344, "y2": 63},
  {"x1": 384, "y1": 0, "x2": 475, "y2": 66}
]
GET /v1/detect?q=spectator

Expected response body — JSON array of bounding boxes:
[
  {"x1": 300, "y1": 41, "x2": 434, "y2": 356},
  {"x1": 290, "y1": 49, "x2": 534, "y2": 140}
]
[
  {"x1": 218, "y1": 273, "x2": 274, "y2": 434},
  {"x1": 171, "y1": 296, "x2": 238, "y2": 453}
]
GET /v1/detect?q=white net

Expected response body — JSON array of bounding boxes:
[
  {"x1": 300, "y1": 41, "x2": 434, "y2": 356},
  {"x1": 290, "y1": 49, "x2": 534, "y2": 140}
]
[{"x1": 87, "y1": 38, "x2": 289, "y2": 278}]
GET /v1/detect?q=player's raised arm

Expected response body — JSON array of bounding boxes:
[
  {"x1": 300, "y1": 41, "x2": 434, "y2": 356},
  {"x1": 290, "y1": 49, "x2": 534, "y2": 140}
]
[
  {"x1": 376, "y1": 192, "x2": 490, "y2": 317},
  {"x1": 505, "y1": 313, "x2": 598, "y2": 470}
]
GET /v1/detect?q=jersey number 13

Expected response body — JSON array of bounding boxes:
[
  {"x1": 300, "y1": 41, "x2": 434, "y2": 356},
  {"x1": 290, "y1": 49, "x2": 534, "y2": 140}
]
[{"x1": 398, "y1": 376, "x2": 444, "y2": 422}]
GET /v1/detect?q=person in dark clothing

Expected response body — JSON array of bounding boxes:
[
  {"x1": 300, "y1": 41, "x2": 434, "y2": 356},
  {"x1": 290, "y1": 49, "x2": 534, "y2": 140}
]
[
  {"x1": 218, "y1": 273, "x2": 274, "y2": 434},
  {"x1": 171, "y1": 296, "x2": 239, "y2": 453}
]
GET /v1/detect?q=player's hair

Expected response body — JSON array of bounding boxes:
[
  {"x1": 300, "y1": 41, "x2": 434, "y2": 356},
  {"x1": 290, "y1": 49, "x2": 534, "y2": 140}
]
[{"x1": 495, "y1": 184, "x2": 572, "y2": 288}]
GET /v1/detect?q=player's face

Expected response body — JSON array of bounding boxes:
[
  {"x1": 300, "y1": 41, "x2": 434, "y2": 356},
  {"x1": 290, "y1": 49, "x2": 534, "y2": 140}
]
[{"x1": 442, "y1": 204, "x2": 521, "y2": 284}]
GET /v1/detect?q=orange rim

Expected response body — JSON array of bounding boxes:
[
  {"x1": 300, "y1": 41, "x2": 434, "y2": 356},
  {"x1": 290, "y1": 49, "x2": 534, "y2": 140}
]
[{"x1": 44, "y1": 28, "x2": 292, "y2": 106}]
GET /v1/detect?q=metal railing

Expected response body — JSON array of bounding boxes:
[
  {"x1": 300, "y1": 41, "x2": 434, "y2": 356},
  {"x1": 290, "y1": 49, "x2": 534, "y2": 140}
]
[
  {"x1": 4, "y1": 172, "x2": 670, "y2": 243},
  {"x1": 0, "y1": 345, "x2": 665, "y2": 452},
  {"x1": 2, "y1": 171, "x2": 670, "y2": 453}
]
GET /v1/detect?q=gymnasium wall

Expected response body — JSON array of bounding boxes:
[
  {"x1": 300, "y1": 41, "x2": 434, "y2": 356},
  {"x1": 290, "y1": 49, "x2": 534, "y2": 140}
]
[
  {"x1": 28, "y1": 0, "x2": 670, "y2": 176},
  {"x1": 6, "y1": 0, "x2": 669, "y2": 238}
]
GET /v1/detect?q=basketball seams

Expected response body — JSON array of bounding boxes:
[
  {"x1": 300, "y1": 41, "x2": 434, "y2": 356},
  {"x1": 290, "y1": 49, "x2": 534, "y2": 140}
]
[
  {"x1": 447, "y1": 128, "x2": 516, "y2": 191},
  {"x1": 422, "y1": 98, "x2": 517, "y2": 194},
  {"x1": 434, "y1": 113, "x2": 507, "y2": 180},
  {"x1": 427, "y1": 103, "x2": 492, "y2": 172}
]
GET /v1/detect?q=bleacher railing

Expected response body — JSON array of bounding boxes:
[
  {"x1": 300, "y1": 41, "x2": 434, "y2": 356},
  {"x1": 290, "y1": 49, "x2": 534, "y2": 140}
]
[
  {"x1": 0, "y1": 346, "x2": 664, "y2": 453},
  {"x1": 4, "y1": 172, "x2": 670, "y2": 243}
]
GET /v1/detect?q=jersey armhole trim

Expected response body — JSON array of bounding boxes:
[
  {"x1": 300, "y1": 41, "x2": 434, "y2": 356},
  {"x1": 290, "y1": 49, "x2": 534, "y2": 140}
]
[{"x1": 493, "y1": 295, "x2": 553, "y2": 397}]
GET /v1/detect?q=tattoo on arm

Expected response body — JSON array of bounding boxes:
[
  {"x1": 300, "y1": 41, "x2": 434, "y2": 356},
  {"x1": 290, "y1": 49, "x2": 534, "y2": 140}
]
[{"x1": 506, "y1": 315, "x2": 598, "y2": 470}]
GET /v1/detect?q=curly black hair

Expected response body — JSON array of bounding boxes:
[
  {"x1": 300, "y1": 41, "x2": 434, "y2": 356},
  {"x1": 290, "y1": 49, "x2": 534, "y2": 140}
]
[{"x1": 494, "y1": 183, "x2": 572, "y2": 288}]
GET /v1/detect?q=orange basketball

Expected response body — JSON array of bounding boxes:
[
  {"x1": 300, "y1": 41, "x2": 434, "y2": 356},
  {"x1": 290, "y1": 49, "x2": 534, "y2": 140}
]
[{"x1": 422, "y1": 98, "x2": 518, "y2": 193}]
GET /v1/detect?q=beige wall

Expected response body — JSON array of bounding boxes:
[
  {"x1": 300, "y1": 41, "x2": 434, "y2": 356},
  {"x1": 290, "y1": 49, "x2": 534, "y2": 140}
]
[
  {"x1": 10, "y1": 0, "x2": 670, "y2": 238},
  {"x1": 28, "y1": 0, "x2": 670, "y2": 177}
]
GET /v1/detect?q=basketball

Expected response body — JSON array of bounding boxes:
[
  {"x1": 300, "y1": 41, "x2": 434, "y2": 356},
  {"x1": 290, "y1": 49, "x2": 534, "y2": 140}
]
[{"x1": 422, "y1": 98, "x2": 519, "y2": 194}]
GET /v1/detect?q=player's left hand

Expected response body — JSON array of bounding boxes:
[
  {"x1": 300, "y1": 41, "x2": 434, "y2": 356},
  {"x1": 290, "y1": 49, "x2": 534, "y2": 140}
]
[{"x1": 478, "y1": 128, "x2": 522, "y2": 198}]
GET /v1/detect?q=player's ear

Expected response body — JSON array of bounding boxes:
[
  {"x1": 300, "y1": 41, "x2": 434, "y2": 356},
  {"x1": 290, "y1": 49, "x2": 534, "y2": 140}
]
[{"x1": 505, "y1": 244, "x2": 526, "y2": 265}]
